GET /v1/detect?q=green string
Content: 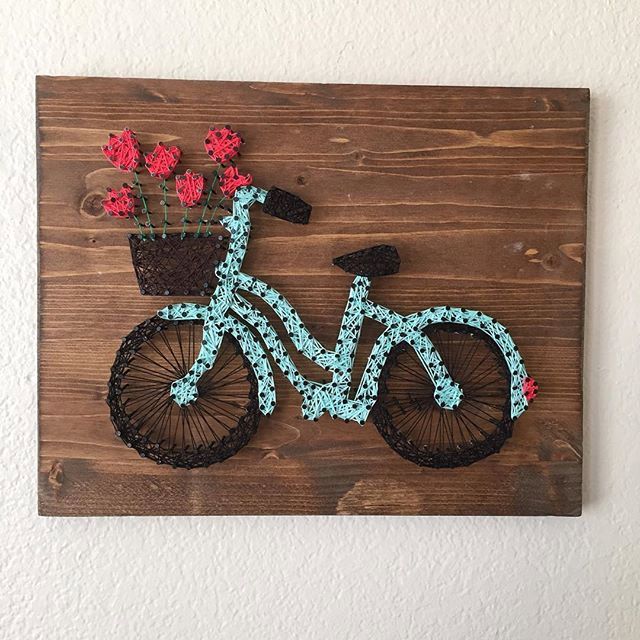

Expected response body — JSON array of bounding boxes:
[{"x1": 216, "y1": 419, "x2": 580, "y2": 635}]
[
  {"x1": 161, "y1": 179, "x2": 169, "y2": 238},
  {"x1": 132, "y1": 172, "x2": 154, "y2": 240},
  {"x1": 180, "y1": 208, "x2": 190, "y2": 240},
  {"x1": 195, "y1": 169, "x2": 220, "y2": 238},
  {"x1": 204, "y1": 196, "x2": 227, "y2": 236},
  {"x1": 131, "y1": 214, "x2": 145, "y2": 239}
]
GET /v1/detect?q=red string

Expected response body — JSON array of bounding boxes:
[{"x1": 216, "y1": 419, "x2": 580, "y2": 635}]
[
  {"x1": 219, "y1": 165, "x2": 253, "y2": 197},
  {"x1": 145, "y1": 142, "x2": 182, "y2": 179},
  {"x1": 522, "y1": 376, "x2": 539, "y2": 401},
  {"x1": 102, "y1": 185, "x2": 135, "y2": 218},
  {"x1": 204, "y1": 126, "x2": 243, "y2": 164},
  {"x1": 176, "y1": 171, "x2": 205, "y2": 207},
  {"x1": 102, "y1": 128, "x2": 141, "y2": 172}
]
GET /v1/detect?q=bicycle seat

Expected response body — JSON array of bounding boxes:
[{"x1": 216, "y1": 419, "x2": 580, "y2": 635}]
[{"x1": 333, "y1": 244, "x2": 400, "y2": 277}]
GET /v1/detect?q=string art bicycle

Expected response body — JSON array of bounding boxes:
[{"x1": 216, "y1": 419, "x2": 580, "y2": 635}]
[{"x1": 108, "y1": 185, "x2": 539, "y2": 469}]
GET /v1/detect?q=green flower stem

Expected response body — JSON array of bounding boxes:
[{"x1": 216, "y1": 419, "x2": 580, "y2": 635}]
[
  {"x1": 180, "y1": 208, "x2": 190, "y2": 240},
  {"x1": 161, "y1": 179, "x2": 169, "y2": 238},
  {"x1": 132, "y1": 172, "x2": 153, "y2": 240},
  {"x1": 204, "y1": 196, "x2": 227, "y2": 236},
  {"x1": 131, "y1": 214, "x2": 145, "y2": 239},
  {"x1": 195, "y1": 168, "x2": 220, "y2": 238}
]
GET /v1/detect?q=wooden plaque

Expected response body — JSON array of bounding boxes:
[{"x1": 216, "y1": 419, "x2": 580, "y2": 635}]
[{"x1": 37, "y1": 76, "x2": 588, "y2": 515}]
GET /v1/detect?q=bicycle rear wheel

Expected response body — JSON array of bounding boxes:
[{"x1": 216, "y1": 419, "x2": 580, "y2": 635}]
[
  {"x1": 371, "y1": 322, "x2": 513, "y2": 468},
  {"x1": 107, "y1": 316, "x2": 260, "y2": 468}
]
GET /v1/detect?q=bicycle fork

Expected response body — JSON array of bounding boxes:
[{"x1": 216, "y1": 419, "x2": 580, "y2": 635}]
[{"x1": 168, "y1": 284, "x2": 234, "y2": 406}]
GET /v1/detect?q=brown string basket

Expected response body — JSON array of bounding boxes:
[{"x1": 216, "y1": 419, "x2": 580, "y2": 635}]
[{"x1": 129, "y1": 233, "x2": 229, "y2": 296}]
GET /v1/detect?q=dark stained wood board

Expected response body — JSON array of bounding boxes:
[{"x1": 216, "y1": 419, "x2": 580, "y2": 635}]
[{"x1": 37, "y1": 76, "x2": 589, "y2": 516}]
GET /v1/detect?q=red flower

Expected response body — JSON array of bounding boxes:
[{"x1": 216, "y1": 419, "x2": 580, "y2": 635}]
[
  {"x1": 145, "y1": 142, "x2": 182, "y2": 179},
  {"x1": 102, "y1": 185, "x2": 135, "y2": 218},
  {"x1": 219, "y1": 165, "x2": 253, "y2": 197},
  {"x1": 102, "y1": 128, "x2": 141, "y2": 172},
  {"x1": 204, "y1": 126, "x2": 243, "y2": 164},
  {"x1": 175, "y1": 170, "x2": 205, "y2": 207},
  {"x1": 522, "y1": 376, "x2": 539, "y2": 402}
]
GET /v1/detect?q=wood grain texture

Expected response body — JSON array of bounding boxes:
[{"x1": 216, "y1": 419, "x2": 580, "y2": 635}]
[{"x1": 37, "y1": 76, "x2": 589, "y2": 516}]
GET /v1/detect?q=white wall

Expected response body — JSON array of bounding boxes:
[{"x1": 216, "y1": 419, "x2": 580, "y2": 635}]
[{"x1": 1, "y1": 1, "x2": 639, "y2": 638}]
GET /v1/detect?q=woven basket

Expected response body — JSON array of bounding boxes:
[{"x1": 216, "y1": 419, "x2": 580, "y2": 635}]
[{"x1": 129, "y1": 233, "x2": 229, "y2": 296}]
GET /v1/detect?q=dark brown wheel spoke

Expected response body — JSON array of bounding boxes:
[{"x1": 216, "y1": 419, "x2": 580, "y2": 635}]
[
  {"x1": 107, "y1": 317, "x2": 260, "y2": 468},
  {"x1": 371, "y1": 322, "x2": 513, "y2": 468}
]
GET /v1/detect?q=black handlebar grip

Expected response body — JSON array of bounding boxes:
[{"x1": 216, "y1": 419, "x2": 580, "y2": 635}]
[{"x1": 262, "y1": 187, "x2": 312, "y2": 224}]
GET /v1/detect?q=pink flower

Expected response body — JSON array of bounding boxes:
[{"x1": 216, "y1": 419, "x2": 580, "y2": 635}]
[
  {"x1": 145, "y1": 142, "x2": 182, "y2": 179},
  {"x1": 102, "y1": 128, "x2": 141, "y2": 172},
  {"x1": 102, "y1": 185, "x2": 135, "y2": 218},
  {"x1": 175, "y1": 170, "x2": 205, "y2": 207},
  {"x1": 219, "y1": 165, "x2": 252, "y2": 197},
  {"x1": 204, "y1": 125, "x2": 243, "y2": 164}
]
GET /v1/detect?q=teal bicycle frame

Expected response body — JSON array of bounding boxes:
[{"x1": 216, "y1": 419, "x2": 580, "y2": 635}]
[{"x1": 158, "y1": 186, "x2": 531, "y2": 424}]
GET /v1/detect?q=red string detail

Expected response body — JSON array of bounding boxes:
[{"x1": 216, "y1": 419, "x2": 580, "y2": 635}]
[
  {"x1": 175, "y1": 170, "x2": 205, "y2": 207},
  {"x1": 204, "y1": 126, "x2": 243, "y2": 164},
  {"x1": 522, "y1": 376, "x2": 539, "y2": 402},
  {"x1": 145, "y1": 142, "x2": 182, "y2": 179},
  {"x1": 102, "y1": 128, "x2": 141, "y2": 172},
  {"x1": 219, "y1": 165, "x2": 253, "y2": 197},
  {"x1": 102, "y1": 185, "x2": 135, "y2": 218}
]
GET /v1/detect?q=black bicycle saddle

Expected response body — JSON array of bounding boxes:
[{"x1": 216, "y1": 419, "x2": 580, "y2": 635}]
[{"x1": 333, "y1": 245, "x2": 401, "y2": 277}]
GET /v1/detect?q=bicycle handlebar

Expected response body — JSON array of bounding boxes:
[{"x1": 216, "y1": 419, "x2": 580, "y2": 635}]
[{"x1": 262, "y1": 187, "x2": 312, "y2": 224}]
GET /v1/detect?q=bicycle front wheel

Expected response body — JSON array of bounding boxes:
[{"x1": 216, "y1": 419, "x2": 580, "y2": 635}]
[
  {"x1": 107, "y1": 316, "x2": 260, "y2": 468},
  {"x1": 371, "y1": 322, "x2": 514, "y2": 468}
]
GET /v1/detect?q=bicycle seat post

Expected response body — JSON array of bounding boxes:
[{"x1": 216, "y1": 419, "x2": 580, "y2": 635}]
[{"x1": 330, "y1": 275, "x2": 371, "y2": 411}]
